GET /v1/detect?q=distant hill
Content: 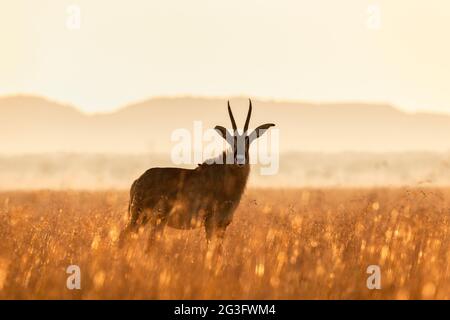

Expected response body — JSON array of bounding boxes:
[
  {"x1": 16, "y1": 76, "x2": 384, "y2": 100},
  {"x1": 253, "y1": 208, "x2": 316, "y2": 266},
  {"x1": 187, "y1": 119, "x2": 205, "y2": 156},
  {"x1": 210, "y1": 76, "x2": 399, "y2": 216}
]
[{"x1": 2, "y1": 95, "x2": 450, "y2": 153}]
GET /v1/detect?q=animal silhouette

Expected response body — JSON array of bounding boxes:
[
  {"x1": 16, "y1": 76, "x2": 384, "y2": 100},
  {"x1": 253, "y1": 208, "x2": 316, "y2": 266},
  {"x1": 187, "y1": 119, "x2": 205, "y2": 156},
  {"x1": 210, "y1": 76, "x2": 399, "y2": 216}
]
[{"x1": 119, "y1": 99, "x2": 275, "y2": 251}]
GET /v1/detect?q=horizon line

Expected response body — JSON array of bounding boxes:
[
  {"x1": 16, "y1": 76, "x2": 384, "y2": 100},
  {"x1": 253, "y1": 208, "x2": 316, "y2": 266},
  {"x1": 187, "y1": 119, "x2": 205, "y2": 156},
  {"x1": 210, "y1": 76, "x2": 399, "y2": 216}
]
[{"x1": 0, "y1": 92, "x2": 448, "y2": 117}]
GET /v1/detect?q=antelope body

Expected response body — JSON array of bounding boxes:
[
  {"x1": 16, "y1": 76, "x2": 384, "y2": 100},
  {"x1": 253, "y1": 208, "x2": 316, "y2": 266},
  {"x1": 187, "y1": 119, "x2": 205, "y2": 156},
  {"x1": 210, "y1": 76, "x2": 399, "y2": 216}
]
[{"x1": 119, "y1": 100, "x2": 274, "y2": 249}]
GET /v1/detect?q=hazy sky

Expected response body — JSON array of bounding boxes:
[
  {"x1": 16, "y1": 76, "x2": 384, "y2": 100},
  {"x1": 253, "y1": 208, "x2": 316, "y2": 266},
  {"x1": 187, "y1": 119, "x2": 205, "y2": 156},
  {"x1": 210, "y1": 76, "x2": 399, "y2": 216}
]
[{"x1": 1, "y1": 0, "x2": 450, "y2": 113}]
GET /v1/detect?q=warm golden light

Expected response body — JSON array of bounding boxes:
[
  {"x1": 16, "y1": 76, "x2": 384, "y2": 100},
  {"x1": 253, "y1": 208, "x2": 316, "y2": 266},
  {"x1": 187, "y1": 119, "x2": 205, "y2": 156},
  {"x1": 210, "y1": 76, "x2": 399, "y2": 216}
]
[{"x1": 1, "y1": 0, "x2": 449, "y2": 113}]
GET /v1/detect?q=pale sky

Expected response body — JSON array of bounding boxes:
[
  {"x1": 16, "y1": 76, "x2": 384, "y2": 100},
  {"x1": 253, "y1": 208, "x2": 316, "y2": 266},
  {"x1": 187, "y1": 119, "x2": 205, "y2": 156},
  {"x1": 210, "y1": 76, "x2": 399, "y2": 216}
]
[{"x1": 1, "y1": 0, "x2": 450, "y2": 114}]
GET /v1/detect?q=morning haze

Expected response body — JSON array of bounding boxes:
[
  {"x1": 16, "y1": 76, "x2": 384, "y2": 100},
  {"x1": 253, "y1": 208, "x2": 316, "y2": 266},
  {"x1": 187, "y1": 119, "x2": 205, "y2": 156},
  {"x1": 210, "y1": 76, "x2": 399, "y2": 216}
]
[
  {"x1": 2, "y1": 95, "x2": 450, "y2": 189},
  {"x1": 2, "y1": 1, "x2": 450, "y2": 188}
]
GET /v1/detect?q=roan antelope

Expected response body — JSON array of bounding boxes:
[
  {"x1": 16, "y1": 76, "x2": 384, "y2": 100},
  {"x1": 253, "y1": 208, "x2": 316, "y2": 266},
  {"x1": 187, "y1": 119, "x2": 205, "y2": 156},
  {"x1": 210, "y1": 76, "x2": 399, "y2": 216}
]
[{"x1": 118, "y1": 99, "x2": 275, "y2": 251}]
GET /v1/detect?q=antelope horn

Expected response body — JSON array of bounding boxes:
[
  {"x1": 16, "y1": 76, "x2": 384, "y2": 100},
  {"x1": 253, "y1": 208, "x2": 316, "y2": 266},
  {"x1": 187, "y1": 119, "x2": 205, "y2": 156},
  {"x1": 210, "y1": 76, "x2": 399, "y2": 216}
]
[
  {"x1": 227, "y1": 101, "x2": 237, "y2": 132},
  {"x1": 244, "y1": 99, "x2": 252, "y2": 133}
]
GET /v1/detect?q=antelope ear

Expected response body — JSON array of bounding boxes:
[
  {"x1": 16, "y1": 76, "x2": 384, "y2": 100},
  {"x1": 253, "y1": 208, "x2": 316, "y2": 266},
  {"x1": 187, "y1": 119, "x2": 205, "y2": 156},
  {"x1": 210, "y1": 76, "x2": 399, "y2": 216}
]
[
  {"x1": 214, "y1": 126, "x2": 232, "y2": 143},
  {"x1": 249, "y1": 123, "x2": 275, "y2": 143}
]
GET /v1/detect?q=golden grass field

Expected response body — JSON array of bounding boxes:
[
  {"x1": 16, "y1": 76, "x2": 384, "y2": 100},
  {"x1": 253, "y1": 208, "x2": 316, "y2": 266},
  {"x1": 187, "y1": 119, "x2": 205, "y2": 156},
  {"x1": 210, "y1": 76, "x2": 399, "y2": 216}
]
[{"x1": 1, "y1": 188, "x2": 450, "y2": 299}]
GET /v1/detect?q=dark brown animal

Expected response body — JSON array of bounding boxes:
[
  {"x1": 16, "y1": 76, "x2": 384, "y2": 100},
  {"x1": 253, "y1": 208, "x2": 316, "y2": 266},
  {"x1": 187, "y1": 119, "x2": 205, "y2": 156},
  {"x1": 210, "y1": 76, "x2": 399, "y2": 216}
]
[{"x1": 119, "y1": 99, "x2": 275, "y2": 250}]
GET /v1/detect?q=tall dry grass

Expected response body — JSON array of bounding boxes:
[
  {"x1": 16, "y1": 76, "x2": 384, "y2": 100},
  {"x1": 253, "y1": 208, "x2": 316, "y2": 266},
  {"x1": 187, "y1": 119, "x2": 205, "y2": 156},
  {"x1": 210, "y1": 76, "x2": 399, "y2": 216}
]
[{"x1": 1, "y1": 188, "x2": 450, "y2": 299}]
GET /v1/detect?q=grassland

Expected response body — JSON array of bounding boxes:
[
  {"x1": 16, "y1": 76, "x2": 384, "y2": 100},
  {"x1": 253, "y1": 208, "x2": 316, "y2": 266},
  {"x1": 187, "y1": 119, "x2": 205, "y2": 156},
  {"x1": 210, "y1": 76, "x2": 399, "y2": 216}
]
[{"x1": 1, "y1": 188, "x2": 450, "y2": 299}]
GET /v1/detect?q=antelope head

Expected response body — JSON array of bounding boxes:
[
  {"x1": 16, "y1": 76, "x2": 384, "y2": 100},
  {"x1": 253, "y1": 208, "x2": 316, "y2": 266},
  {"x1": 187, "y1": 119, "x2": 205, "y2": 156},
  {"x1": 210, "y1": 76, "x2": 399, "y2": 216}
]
[{"x1": 215, "y1": 99, "x2": 275, "y2": 166}]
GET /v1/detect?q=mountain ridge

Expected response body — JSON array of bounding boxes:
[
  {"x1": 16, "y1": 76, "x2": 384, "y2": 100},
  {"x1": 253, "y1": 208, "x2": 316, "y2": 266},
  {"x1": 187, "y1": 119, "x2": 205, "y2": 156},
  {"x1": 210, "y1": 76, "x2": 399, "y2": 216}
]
[
  {"x1": 0, "y1": 94, "x2": 409, "y2": 116},
  {"x1": 2, "y1": 94, "x2": 450, "y2": 154}
]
